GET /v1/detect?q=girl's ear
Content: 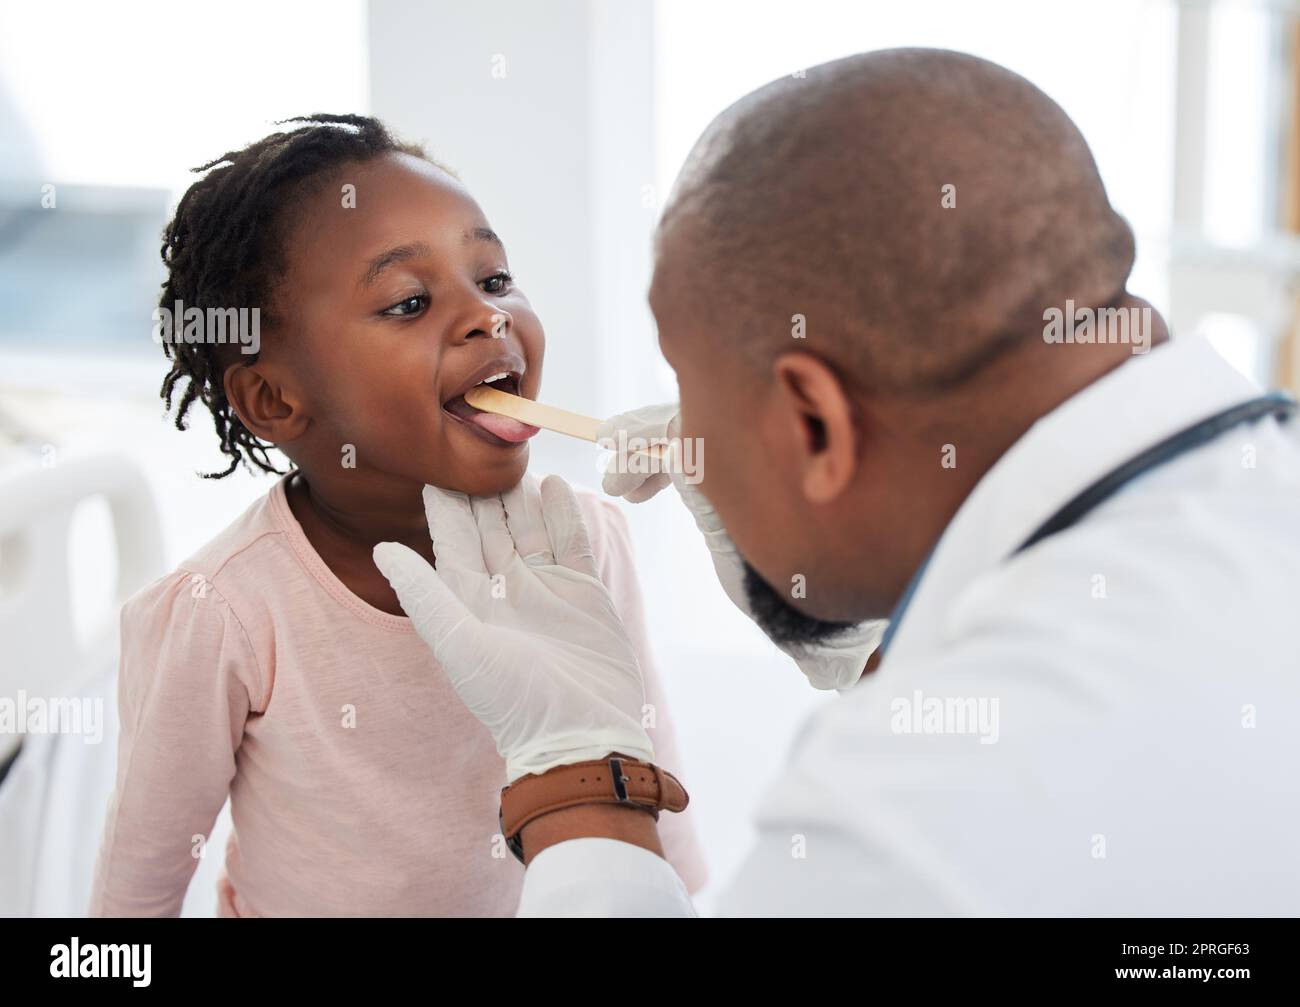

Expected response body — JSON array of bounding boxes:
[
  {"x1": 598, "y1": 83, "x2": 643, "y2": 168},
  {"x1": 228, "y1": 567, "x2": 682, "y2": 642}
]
[
  {"x1": 223, "y1": 362, "x2": 311, "y2": 444},
  {"x1": 771, "y1": 352, "x2": 861, "y2": 505}
]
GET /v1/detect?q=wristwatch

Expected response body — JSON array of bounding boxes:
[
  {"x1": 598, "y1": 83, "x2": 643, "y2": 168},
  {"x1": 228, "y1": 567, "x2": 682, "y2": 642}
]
[{"x1": 499, "y1": 754, "x2": 689, "y2": 864}]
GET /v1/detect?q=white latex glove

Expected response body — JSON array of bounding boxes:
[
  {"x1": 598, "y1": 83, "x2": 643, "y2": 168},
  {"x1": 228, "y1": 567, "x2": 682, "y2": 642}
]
[
  {"x1": 597, "y1": 403, "x2": 680, "y2": 503},
  {"x1": 598, "y1": 403, "x2": 886, "y2": 691},
  {"x1": 372, "y1": 474, "x2": 653, "y2": 783},
  {"x1": 598, "y1": 400, "x2": 681, "y2": 501}
]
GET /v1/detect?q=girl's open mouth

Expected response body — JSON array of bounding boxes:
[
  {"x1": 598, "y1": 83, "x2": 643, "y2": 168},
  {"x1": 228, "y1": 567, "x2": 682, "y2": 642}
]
[{"x1": 443, "y1": 371, "x2": 539, "y2": 445}]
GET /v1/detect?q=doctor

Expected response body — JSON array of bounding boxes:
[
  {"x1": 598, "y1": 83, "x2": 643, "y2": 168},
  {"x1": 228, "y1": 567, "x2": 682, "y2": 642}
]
[{"x1": 374, "y1": 49, "x2": 1300, "y2": 915}]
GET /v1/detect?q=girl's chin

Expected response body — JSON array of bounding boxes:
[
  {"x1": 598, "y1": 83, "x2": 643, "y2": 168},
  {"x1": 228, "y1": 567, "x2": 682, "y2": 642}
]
[{"x1": 442, "y1": 454, "x2": 530, "y2": 497}]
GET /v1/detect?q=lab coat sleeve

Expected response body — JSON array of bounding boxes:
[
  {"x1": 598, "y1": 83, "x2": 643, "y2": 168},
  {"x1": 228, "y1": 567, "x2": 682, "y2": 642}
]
[
  {"x1": 88, "y1": 570, "x2": 262, "y2": 916},
  {"x1": 517, "y1": 838, "x2": 697, "y2": 916}
]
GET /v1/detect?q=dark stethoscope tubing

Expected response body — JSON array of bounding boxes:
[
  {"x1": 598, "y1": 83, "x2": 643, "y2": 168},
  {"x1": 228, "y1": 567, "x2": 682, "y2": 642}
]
[{"x1": 1014, "y1": 392, "x2": 1298, "y2": 556}]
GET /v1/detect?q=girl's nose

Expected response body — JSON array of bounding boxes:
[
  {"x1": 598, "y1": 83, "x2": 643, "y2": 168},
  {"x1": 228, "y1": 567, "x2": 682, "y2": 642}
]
[{"x1": 458, "y1": 299, "x2": 513, "y2": 343}]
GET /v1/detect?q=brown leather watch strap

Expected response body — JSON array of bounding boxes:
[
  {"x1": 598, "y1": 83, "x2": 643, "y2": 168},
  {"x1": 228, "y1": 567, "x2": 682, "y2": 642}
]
[{"x1": 499, "y1": 754, "x2": 689, "y2": 861}]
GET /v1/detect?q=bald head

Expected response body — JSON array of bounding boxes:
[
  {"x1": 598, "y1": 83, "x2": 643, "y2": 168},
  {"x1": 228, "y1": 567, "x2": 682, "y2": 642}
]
[{"x1": 657, "y1": 48, "x2": 1136, "y2": 393}]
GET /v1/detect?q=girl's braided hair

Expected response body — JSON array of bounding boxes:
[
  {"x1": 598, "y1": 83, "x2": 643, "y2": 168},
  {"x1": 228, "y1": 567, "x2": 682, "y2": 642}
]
[{"x1": 158, "y1": 113, "x2": 432, "y2": 478}]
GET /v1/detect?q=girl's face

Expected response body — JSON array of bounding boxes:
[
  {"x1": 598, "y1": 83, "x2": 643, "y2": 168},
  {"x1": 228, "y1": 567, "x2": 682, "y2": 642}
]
[{"x1": 263, "y1": 152, "x2": 545, "y2": 496}]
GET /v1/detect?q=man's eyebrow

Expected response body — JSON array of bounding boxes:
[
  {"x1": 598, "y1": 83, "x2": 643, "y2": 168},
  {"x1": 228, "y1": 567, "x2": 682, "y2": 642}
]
[
  {"x1": 360, "y1": 241, "x2": 434, "y2": 289},
  {"x1": 465, "y1": 226, "x2": 503, "y2": 249}
]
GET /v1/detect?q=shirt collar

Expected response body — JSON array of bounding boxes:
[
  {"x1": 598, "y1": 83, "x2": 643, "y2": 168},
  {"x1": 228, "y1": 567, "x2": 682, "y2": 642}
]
[{"x1": 880, "y1": 336, "x2": 1263, "y2": 666}]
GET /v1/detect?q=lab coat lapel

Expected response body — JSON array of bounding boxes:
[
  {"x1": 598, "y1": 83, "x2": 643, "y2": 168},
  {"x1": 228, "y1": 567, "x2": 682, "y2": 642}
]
[{"x1": 881, "y1": 336, "x2": 1263, "y2": 668}]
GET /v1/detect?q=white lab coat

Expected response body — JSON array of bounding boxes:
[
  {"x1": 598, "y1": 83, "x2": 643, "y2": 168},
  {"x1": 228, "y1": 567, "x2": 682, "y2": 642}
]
[{"x1": 518, "y1": 335, "x2": 1300, "y2": 916}]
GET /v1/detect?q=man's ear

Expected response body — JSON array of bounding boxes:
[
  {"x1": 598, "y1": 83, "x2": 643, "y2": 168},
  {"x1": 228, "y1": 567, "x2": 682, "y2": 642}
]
[
  {"x1": 771, "y1": 352, "x2": 859, "y2": 504},
  {"x1": 223, "y1": 361, "x2": 310, "y2": 444}
]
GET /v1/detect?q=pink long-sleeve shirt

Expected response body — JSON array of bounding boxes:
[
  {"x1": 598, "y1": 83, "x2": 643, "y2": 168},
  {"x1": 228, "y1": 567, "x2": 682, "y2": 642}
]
[{"x1": 89, "y1": 476, "x2": 707, "y2": 917}]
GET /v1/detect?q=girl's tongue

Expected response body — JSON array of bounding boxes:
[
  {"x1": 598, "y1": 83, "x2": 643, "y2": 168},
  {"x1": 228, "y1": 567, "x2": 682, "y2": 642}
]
[
  {"x1": 464, "y1": 410, "x2": 538, "y2": 443},
  {"x1": 444, "y1": 382, "x2": 540, "y2": 443}
]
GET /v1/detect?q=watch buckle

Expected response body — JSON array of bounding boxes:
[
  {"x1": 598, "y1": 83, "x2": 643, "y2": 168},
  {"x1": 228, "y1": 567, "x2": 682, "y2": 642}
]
[{"x1": 609, "y1": 757, "x2": 631, "y2": 803}]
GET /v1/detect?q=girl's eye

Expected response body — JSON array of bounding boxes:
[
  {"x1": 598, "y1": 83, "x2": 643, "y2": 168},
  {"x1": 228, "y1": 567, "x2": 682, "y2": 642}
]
[
  {"x1": 382, "y1": 294, "x2": 428, "y2": 317},
  {"x1": 481, "y1": 270, "x2": 513, "y2": 295}
]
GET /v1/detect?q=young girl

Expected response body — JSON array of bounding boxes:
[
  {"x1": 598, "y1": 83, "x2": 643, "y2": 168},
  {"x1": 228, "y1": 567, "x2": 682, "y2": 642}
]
[{"x1": 89, "y1": 114, "x2": 706, "y2": 916}]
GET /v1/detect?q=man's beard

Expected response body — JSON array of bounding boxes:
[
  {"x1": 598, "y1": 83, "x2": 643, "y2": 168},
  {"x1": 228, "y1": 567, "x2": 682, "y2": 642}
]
[{"x1": 742, "y1": 561, "x2": 861, "y2": 648}]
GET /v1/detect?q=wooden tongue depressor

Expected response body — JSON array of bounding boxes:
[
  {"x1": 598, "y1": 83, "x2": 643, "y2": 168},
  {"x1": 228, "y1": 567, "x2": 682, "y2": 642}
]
[
  {"x1": 464, "y1": 385, "x2": 600, "y2": 440},
  {"x1": 463, "y1": 386, "x2": 668, "y2": 458}
]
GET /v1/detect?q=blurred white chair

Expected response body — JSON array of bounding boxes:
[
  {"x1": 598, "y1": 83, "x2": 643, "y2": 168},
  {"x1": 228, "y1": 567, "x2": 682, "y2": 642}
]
[{"x1": 0, "y1": 452, "x2": 164, "y2": 916}]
